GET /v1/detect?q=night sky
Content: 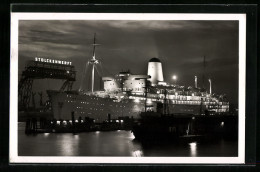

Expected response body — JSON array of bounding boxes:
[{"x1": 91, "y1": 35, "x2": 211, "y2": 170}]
[{"x1": 18, "y1": 20, "x2": 238, "y2": 104}]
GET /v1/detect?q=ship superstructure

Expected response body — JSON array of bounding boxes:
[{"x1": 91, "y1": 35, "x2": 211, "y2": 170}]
[{"x1": 101, "y1": 58, "x2": 229, "y2": 114}]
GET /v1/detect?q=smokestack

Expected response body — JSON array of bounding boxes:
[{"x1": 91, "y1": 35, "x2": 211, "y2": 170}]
[
  {"x1": 195, "y1": 76, "x2": 197, "y2": 88},
  {"x1": 208, "y1": 78, "x2": 212, "y2": 94},
  {"x1": 147, "y1": 57, "x2": 164, "y2": 86}
]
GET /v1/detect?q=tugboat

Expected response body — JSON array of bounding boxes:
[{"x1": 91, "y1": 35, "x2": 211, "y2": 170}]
[
  {"x1": 131, "y1": 109, "x2": 193, "y2": 141},
  {"x1": 132, "y1": 94, "x2": 192, "y2": 140},
  {"x1": 132, "y1": 81, "x2": 192, "y2": 141},
  {"x1": 131, "y1": 80, "x2": 238, "y2": 142}
]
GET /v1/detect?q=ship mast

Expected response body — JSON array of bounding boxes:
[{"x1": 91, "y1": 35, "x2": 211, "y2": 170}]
[
  {"x1": 88, "y1": 33, "x2": 100, "y2": 93},
  {"x1": 202, "y1": 56, "x2": 206, "y2": 89},
  {"x1": 144, "y1": 79, "x2": 148, "y2": 112},
  {"x1": 163, "y1": 88, "x2": 169, "y2": 115}
]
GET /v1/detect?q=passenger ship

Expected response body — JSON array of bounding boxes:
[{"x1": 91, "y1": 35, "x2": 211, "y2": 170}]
[
  {"x1": 48, "y1": 36, "x2": 229, "y2": 122},
  {"x1": 48, "y1": 70, "x2": 229, "y2": 122}
]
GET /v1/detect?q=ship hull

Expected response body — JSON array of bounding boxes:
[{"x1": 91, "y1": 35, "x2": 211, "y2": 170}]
[
  {"x1": 48, "y1": 90, "x2": 229, "y2": 124},
  {"x1": 48, "y1": 91, "x2": 144, "y2": 122}
]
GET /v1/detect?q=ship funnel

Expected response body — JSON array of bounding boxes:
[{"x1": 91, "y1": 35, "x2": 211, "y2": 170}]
[
  {"x1": 208, "y1": 78, "x2": 212, "y2": 94},
  {"x1": 147, "y1": 57, "x2": 164, "y2": 86},
  {"x1": 195, "y1": 76, "x2": 197, "y2": 88}
]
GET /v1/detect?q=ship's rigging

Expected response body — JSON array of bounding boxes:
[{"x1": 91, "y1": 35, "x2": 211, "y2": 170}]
[{"x1": 79, "y1": 33, "x2": 104, "y2": 92}]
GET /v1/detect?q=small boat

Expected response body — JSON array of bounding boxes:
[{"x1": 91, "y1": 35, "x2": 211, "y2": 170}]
[{"x1": 131, "y1": 83, "x2": 238, "y2": 142}]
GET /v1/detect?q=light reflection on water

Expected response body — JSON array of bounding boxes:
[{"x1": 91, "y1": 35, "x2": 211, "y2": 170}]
[
  {"x1": 189, "y1": 142, "x2": 197, "y2": 157},
  {"x1": 57, "y1": 134, "x2": 80, "y2": 156},
  {"x1": 43, "y1": 133, "x2": 50, "y2": 137},
  {"x1": 18, "y1": 123, "x2": 237, "y2": 157},
  {"x1": 132, "y1": 150, "x2": 143, "y2": 157}
]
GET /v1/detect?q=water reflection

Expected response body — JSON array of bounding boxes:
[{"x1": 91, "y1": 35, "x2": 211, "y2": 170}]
[
  {"x1": 56, "y1": 134, "x2": 80, "y2": 156},
  {"x1": 189, "y1": 142, "x2": 197, "y2": 157},
  {"x1": 18, "y1": 125, "x2": 237, "y2": 157},
  {"x1": 74, "y1": 134, "x2": 79, "y2": 139},
  {"x1": 43, "y1": 133, "x2": 50, "y2": 137},
  {"x1": 132, "y1": 150, "x2": 143, "y2": 157}
]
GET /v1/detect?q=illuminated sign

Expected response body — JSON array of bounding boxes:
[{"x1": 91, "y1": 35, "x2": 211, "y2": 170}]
[{"x1": 35, "y1": 57, "x2": 72, "y2": 65}]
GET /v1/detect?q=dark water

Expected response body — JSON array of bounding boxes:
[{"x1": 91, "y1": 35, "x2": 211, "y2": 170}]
[{"x1": 18, "y1": 122, "x2": 238, "y2": 157}]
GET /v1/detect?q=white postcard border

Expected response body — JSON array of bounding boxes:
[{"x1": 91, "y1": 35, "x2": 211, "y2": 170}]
[{"x1": 10, "y1": 13, "x2": 246, "y2": 164}]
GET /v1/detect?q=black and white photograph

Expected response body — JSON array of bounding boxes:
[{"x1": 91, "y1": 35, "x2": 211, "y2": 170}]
[{"x1": 10, "y1": 13, "x2": 246, "y2": 164}]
